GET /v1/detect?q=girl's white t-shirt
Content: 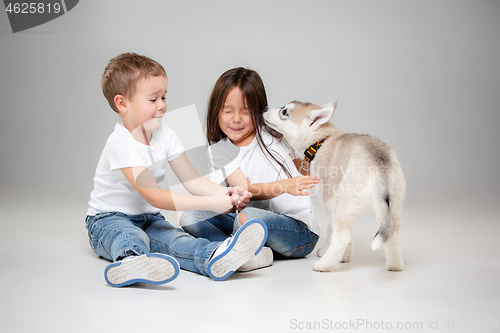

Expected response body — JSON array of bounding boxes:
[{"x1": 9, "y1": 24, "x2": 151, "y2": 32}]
[
  {"x1": 87, "y1": 122, "x2": 184, "y2": 216},
  {"x1": 208, "y1": 129, "x2": 319, "y2": 235}
]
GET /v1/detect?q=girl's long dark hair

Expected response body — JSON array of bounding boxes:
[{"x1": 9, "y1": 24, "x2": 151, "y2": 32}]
[{"x1": 206, "y1": 67, "x2": 292, "y2": 179}]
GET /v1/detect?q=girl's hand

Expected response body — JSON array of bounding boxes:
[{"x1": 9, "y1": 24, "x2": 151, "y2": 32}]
[
  {"x1": 230, "y1": 186, "x2": 252, "y2": 211},
  {"x1": 283, "y1": 176, "x2": 320, "y2": 196}
]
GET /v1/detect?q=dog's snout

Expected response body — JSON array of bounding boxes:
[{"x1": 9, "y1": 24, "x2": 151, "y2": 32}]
[{"x1": 263, "y1": 106, "x2": 269, "y2": 112}]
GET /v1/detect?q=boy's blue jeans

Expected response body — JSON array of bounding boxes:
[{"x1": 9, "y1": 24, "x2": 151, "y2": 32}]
[
  {"x1": 85, "y1": 212, "x2": 220, "y2": 276},
  {"x1": 180, "y1": 207, "x2": 318, "y2": 258}
]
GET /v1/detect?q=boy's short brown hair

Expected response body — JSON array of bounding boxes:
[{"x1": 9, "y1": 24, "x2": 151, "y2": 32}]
[{"x1": 102, "y1": 52, "x2": 167, "y2": 113}]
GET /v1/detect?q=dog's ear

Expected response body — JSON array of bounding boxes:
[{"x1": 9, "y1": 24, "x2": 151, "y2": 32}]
[
  {"x1": 306, "y1": 102, "x2": 336, "y2": 127},
  {"x1": 323, "y1": 101, "x2": 338, "y2": 110}
]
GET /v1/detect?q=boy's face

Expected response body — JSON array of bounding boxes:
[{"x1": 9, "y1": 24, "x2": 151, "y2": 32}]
[{"x1": 124, "y1": 75, "x2": 168, "y2": 132}]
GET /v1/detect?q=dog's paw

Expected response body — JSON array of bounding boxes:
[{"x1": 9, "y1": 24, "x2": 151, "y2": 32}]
[
  {"x1": 317, "y1": 246, "x2": 326, "y2": 257},
  {"x1": 340, "y1": 244, "x2": 352, "y2": 263},
  {"x1": 386, "y1": 261, "x2": 405, "y2": 271},
  {"x1": 313, "y1": 259, "x2": 335, "y2": 272}
]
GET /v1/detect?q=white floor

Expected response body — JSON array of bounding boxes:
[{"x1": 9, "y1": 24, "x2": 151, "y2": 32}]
[{"x1": 1, "y1": 189, "x2": 499, "y2": 333}]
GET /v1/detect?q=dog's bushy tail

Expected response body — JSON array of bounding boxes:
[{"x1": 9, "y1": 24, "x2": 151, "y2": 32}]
[
  {"x1": 368, "y1": 145, "x2": 405, "y2": 251},
  {"x1": 371, "y1": 173, "x2": 394, "y2": 251},
  {"x1": 371, "y1": 204, "x2": 392, "y2": 250}
]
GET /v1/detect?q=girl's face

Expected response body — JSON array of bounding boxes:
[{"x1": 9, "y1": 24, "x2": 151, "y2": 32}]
[{"x1": 218, "y1": 87, "x2": 255, "y2": 147}]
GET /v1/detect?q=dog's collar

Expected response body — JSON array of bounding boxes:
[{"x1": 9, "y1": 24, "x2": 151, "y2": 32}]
[{"x1": 304, "y1": 137, "x2": 329, "y2": 163}]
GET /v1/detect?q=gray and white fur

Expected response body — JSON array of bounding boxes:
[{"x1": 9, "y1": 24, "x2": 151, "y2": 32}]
[{"x1": 264, "y1": 101, "x2": 405, "y2": 272}]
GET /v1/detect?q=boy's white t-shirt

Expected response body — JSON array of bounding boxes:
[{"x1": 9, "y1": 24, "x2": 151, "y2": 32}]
[
  {"x1": 87, "y1": 122, "x2": 184, "y2": 216},
  {"x1": 208, "y1": 129, "x2": 320, "y2": 235}
]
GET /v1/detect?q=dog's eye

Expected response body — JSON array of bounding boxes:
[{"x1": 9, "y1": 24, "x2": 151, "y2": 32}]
[{"x1": 280, "y1": 108, "x2": 288, "y2": 117}]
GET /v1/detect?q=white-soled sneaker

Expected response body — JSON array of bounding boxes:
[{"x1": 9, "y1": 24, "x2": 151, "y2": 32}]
[
  {"x1": 207, "y1": 219, "x2": 268, "y2": 281},
  {"x1": 104, "y1": 253, "x2": 180, "y2": 288},
  {"x1": 238, "y1": 247, "x2": 273, "y2": 272}
]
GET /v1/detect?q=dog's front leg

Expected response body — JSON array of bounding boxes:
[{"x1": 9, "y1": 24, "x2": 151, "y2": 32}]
[
  {"x1": 313, "y1": 195, "x2": 354, "y2": 272},
  {"x1": 317, "y1": 222, "x2": 332, "y2": 257},
  {"x1": 341, "y1": 242, "x2": 353, "y2": 263},
  {"x1": 313, "y1": 227, "x2": 351, "y2": 272},
  {"x1": 317, "y1": 195, "x2": 337, "y2": 257}
]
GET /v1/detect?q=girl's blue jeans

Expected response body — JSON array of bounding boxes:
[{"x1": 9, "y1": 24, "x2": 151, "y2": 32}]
[
  {"x1": 180, "y1": 207, "x2": 319, "y2": 258},
  {"x1": 85, "y1": 212, "x2": 220, "y2": 276}
]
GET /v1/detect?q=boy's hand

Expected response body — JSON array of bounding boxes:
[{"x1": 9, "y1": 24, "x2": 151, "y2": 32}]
[
  {"x1": 211, "y1": 188, "x2": 239, "y2": 214},
  {"x1": 283, "y1": 176, "x2": 320, "y2": 196},
  {"x1": 230, "y1": 186, "x2": 252, "y2": 211}
]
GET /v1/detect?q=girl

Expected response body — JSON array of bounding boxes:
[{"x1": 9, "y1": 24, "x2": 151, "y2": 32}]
[{"x1": 180, "y1": 67, "x2": 320, "y2": 270}]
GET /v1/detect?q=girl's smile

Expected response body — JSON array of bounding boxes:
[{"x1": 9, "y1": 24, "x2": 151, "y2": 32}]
[{"x1": 218, "y1": 87, "x2": 255, "y2": 147}]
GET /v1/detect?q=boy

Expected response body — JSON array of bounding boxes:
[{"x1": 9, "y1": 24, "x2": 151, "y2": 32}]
[{"x1": 86, "y1": 53, "x2": 268, "y2": 287}]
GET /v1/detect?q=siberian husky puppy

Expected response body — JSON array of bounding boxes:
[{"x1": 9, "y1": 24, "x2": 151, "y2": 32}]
[{"x1": 263, "y1": 101, "x2": 405, "y2": 272}]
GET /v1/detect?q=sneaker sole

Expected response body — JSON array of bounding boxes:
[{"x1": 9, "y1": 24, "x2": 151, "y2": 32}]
[
  {"x1": 207, "y1": 219, "x2": 267, "y2": 281},
  {"x1": 238, "y1": 246, "x2": 273, "y2": 272},
  {"x1": 104, "y1": 253, "x2": 180, "y2": 288}
]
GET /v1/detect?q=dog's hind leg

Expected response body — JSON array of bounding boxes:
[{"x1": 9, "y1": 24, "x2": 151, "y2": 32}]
[
  {"x1": 384, "y1": 212, "x2": 404, "y2": 271},
  {"x1": 373, "y1": 169, "x2": 405, "y2": 271}
]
